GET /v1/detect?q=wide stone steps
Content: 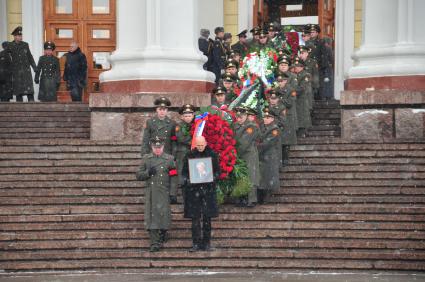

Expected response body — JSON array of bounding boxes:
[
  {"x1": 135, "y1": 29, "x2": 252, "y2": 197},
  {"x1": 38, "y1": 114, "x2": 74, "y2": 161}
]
[
  {"x1": 0, "y1": 103, "x2": 90, "y2": 139},
  {"x1": 1, "y1": 102, "x2": 425, "y2": 272}
]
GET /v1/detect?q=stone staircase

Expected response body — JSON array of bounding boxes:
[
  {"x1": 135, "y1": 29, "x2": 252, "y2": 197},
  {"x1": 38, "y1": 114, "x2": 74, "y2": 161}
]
[
  {"x1": 0, "y1": 103, "x2": 90, "y2": 139},
  {"x1": 307, "y1": 100, "x2": 341, "y2": 138},
  {"x1": 0, "y1": 102, "x2": 424, "y2": 272}
]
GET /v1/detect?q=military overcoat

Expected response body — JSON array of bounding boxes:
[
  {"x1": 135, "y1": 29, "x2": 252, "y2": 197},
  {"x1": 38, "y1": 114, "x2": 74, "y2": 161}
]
[
  {"x1": 258, "y1": 123, "x2": 281, "y2": 191},
  {"x1": 136, "y1": 152, "x2": 177, "y2": 230}
]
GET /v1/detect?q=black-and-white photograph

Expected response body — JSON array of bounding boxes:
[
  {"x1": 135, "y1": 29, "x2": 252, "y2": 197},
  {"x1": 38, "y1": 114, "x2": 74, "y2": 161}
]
[{"x1": 188, "y1": 157, "x2": 214, "y2": 184}]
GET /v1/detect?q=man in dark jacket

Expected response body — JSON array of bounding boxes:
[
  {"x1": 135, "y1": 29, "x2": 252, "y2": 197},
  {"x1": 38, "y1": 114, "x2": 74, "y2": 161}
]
[
  {"x1": 182, "y1": 136, "x2": 220, "y2": 252},
  {"x1": 8, "y1": 26, "x2": 37, "y2": 102},
  {"x1": 63, "y1": 42, "x2": 87, "y2": 102},
  {"x1": 198, "y1": 29, "x2": 213, "y2": 71},
  {"x1": 0, "y1": 42, "x2": 13, "y2": 102}
]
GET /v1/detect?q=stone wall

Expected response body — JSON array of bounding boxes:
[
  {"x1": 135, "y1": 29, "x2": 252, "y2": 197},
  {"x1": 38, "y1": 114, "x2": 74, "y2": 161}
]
[
  {"x1": 89, "y1": 92, "x2": 211, "y2": 142},
  {"x1": 340, "y1": 90, "x2": 425, "y2": 141}
]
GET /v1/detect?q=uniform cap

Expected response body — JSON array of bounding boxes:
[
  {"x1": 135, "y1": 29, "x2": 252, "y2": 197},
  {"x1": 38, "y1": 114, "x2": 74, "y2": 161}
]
[
  {"x1": 292, "y1": 56, "x2": 305, "y2": 67},
  {"x1": 11, "y1": 26, "x2": 22, "y2": 36},
  {"x1": 44, "y1": 41, "x2": 56, "y2": 50},
  {"x1": 258, "y1": 29, "x2": 269, "y2": 38},
  {"x1": 179, "y1": 104, "x2": 195, "y2": 115},
  {"x1": 277, "y1": 55, "x2": 291, "y2": 65},
  {"x1": 154, "y1": 97, "x2": 171, "y2": 108},
  {"x1": 222, "y1": 72, "x2": 235, "y2": 82},
  {"x1": 246, "y1": 107, "x2": 258, "y2": 116},
  {"x1": 263, "y1": 107, "x2": 277, "y2": 117},
  {"x1": 213, "y1": 86, "x2": 226, "y2": 95},
  {"x1": 250, "y1": 26, "x2": 261, "y2": 35},
  {"x1": 237, "y1": 30, "x2": 248, "y2": 37},
  {"x1": 276, "y1": 72, "x2": 290, "y2": 81},
  {"x1": 225, "y1": 59, "x2": 238, "y2": 69},
  {"x1": 234, "y1": 106, "x2": 249, "y2": 114},
  {"x1": 298, "y1": 45, "x2": 310, "y2": 53},
  {"x1": 150, "y1": 136, "x2": 165, "y2": 147}
]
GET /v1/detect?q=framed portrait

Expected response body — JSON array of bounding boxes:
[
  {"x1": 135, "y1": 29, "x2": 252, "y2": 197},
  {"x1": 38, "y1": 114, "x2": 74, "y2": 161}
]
[{"x1": 188, "y1": 157, "x2": 214, "y2": 184}]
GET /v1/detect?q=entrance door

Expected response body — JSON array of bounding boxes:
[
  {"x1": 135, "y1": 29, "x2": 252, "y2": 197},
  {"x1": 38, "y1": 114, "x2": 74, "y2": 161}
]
[
  {"x1": 318, "y1": 0, "x2": 335, "y2": 40},
  {"x1": 43, "y1": 0, "x2": 116, "y2": 102}
]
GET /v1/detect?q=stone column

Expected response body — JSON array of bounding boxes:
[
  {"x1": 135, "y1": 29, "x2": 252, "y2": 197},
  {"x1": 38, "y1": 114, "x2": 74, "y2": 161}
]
[
  {"x1": 0, "y1": 0, "x2": 7, "y2": 41},
  {"x1": 91, "y1": 0, "x2": 215, "y2": 141},
  {"x1": 341, "y1": 0, "x2": 425, "y2": 141},
  {"x1": 22, "y1": 0, "x2": 43, "y2": 101}
]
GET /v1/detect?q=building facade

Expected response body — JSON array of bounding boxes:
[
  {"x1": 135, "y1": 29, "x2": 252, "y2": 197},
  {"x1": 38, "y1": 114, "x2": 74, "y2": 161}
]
[{"x1": 1, "y1": 0, "x2": 424, "y2": 140}]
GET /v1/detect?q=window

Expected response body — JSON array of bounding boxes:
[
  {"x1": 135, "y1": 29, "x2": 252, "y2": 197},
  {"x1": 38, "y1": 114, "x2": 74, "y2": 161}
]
[
  {"x1": 92, "y1": 29, "x2": 110, "y2": 39},
  {"x1": 56, "y1": 28, "x2": 73, "y2": 38},
  {"x1": 92, "y1": 0, "x2": 110, "y2": 14},
  {"x1": 55, "y1": 0, "x2": 73, "y2": 14}
]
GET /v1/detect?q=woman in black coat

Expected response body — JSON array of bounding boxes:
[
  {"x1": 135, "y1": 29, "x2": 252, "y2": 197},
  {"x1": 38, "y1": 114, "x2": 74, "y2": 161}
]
[{"x1": 181, "y1": 136, "x2": 220, "y2": 251}]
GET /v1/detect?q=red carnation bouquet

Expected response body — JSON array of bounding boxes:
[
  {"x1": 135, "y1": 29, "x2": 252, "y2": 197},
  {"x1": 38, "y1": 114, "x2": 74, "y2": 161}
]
[
  {"x1": 191, "y1": 113, "x2": 237, "y2": 180},
  {"x1": 191, "y1": 110, "x2": 252, "y2": 204}
]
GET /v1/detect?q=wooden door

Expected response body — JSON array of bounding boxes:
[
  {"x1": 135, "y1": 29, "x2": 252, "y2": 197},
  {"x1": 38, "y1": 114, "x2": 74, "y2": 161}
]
[
  {"x1": 43, "y1": 0, "x2": 116, "y2": 103},
  {"x1": 318, "y1": 0, "x2": 335, "y2": 40}
]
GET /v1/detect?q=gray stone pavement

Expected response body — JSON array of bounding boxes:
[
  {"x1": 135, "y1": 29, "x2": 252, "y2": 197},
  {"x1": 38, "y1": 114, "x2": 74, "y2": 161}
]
[{"x1": 1, "y1": 271, "x2": 425, "y2": 282}]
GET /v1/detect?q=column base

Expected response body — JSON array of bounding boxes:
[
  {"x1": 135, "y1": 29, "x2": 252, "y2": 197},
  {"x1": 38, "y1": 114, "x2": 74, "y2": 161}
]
[
  {"x1": 340, "y1": 90, "x2": 425, "y2": 141},
  {"x1": 345, "y1": 75, "x2": 425, "y2": 91},
  {"x1": 101, "y1": 79, "x2": 215, "y2": 94},
  {"x1": 89, "y1": 86, "x2": 212, "y2": 142}
]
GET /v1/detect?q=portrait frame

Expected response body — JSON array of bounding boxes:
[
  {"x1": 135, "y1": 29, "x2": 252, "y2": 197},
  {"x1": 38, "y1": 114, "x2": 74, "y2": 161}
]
[{"x1": 188, "y1": 157, "x2": 214, "y2": 184}]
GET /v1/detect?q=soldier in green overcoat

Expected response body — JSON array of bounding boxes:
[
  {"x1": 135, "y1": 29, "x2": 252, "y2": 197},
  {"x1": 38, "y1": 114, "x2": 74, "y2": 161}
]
[
  {"x1": 258, "y1": 108, "x2": 281, "y2": 204},
  {"x1": 267, "y1": 89, "x2": 284, "y2": 166},
  {"x1": 276, "y1": 73, "x2": 298, "y2": 166},
  {"x1": 292, "y1": 57, "x2": 312, "y2": 138},
  {"x1": 136, "y1": 136, "x2": 178, "y2": 252},
  {"x1": 141, "y1": 97, "x2": 177, "y2": 156},
  {"x1": 233, "y1": 106, "x2": 260, "y2": 207},
  {"x1": 8, "y1": 26, "x2": 37, "y2": 102},
  {"x1": 299, "y1": 45, "x2": 319, "y2": 101},
  {"x1": 171, "y1": 104, "x2": 195, "y2": 204},
  {"x1": 34, "y1": 41, "x2": 61, "y2": 102}
]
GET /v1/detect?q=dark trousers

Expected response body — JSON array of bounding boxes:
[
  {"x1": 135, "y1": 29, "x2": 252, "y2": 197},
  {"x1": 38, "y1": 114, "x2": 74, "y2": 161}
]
[
  {"x1": 282, "y1": 145, "x2": 290, "y2": 166},
  {"x1": 191, "y1": 215, "x2": 211, "y2": 247},
  {"x1": 0, "y1": 98, "x2": 10, "y2": 102},
  {"x1": 16, "y1": 94, "x2": 34, "y2": 102},
  {"x1": 70, "y1": 86, "x2": 83, "y2": 102}
]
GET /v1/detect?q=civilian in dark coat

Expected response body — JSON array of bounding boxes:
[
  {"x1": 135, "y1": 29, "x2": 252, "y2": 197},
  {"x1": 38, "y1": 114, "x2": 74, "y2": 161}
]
[
  {"x1": 63, "y1": 42, "x2": 87, "y2": 102},
  {"x1": 198, "y1": 29, "x2": 214, "y2": 71},
  {"x1": 8, "y1": 26, "x2": 37, "y2": 102},
  {"x1": 0, "y1": 42, "x2": 13, "y2": 102},
  {"x1": 182, "y1": 136, "x2": 220, "y2": 251}
]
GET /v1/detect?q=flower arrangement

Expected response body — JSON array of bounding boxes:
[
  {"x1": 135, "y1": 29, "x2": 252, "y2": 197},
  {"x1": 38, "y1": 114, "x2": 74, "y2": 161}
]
[
  {"x1": 191, "y1": 110, "x2": 252, "y2": 204},
  {"x1": 191, "y1": 113, "x2": 237, "y2": 180}
]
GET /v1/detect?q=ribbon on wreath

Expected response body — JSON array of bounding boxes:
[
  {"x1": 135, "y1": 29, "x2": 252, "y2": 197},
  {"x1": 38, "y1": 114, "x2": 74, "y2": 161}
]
[{"x1": 191, "y1": 112, "x2": 209, "y2": 149}]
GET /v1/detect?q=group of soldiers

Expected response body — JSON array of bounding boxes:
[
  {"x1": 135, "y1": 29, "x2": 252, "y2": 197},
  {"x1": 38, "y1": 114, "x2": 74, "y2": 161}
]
[
  {"x1": 0, "y1": 26, "x2": 87, "y2": 102},
  {"x1": 138, "y1": 22, "x2": 335, "y2": 252},
  {"x1": 198, "y1": 22, "x2": 334, "y2": 100},
  {"x1": 137, "y1": 96, "x2": 286, "y2": 252}
]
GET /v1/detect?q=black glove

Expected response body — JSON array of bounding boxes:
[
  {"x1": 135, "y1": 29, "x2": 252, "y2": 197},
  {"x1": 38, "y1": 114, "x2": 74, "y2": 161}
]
[
  {"x1": 169, "y1": 195, "x2": 177, "y2": 204},
  {"x1": 148, "y1": 167, "x2": 157, "y2": 176},
  {"x1": 34, "y1": 78, "x2": 39, "y2": 84}
]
